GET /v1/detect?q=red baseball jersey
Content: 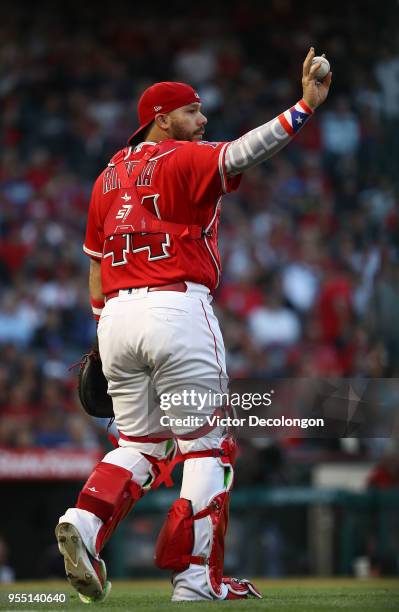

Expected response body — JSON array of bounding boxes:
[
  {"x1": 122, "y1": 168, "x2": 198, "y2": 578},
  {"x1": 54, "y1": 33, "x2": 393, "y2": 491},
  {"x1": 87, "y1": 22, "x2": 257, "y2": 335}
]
[{"x1": 83, "y1": 139, "x2": 241, "y2": 294}]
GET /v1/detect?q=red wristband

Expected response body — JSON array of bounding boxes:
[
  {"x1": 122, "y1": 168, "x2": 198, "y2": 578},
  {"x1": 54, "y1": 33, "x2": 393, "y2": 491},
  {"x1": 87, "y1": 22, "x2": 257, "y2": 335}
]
[{"x1": 91, "y1": 297, "x2": 105, "y2": 321}]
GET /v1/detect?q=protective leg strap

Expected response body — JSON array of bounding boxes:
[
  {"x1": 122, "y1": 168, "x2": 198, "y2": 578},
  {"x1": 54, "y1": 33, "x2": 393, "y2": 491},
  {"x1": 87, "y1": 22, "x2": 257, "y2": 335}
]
[{"x1": 143, "y1": 434, "x2": 237, "y2": 489}]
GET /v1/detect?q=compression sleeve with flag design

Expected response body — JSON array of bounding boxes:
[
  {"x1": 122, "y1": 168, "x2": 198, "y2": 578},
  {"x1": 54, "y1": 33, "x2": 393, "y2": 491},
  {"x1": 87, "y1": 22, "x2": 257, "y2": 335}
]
[{"x1": 224, "y1": 99, "x2": 313, "y2": 175}]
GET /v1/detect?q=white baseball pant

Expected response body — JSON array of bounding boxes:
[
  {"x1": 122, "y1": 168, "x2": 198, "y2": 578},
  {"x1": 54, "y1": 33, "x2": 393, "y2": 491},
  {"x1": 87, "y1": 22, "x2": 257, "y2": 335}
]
[{"x1": 60, "y1": 282, "x2": 231, "y2": 600}]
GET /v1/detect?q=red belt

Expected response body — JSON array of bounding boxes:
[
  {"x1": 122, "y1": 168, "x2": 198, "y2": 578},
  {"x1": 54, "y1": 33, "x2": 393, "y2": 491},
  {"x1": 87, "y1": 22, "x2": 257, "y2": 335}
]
[{"x1": 105, "y1": 282, "x2": 187, "y2": 302}]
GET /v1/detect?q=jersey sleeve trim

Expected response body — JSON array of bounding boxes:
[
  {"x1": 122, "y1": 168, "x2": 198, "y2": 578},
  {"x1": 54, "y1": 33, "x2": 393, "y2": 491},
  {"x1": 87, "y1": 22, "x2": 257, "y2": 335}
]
[
  {"x1": 218, "y1": 143, "x2": 229, "y2": 194},
  {"x1": 203, "y1": 198, "x2": 221, "y2": 287},
  {"x1": 83, "y1": 244, "x2": 103, "y2": 259}
]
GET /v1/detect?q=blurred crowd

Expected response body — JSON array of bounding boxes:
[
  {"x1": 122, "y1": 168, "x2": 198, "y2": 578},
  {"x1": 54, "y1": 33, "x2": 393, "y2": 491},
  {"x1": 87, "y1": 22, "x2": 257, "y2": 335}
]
[{"x1": 0, "y1": 0, "x2": 398, "y2": 465}]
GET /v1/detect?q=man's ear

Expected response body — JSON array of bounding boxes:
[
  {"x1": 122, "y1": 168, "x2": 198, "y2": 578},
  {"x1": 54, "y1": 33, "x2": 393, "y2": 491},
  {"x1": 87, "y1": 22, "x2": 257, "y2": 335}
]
[{"x1": 155, "y1": 113, "x2": 169, "y2": 130}]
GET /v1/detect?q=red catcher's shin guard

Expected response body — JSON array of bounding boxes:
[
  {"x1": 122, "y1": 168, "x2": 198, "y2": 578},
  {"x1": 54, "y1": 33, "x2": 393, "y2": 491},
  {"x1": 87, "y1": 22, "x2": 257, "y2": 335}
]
[
  {"x1": 154, "y1": 498, "x2": 196, "y2": 572},
  {"x1": 154, "y1": 491, "x2": 230, "y2": 590},
  {"x1": 76, "y1": 461, "x2": 143, "y2": 554},
  {"x1": 206, "y1": 491, "x2": 229, "y2": 598},
  {"x1": 95, "y1": 478, "x2": 142, "y2": 554}
]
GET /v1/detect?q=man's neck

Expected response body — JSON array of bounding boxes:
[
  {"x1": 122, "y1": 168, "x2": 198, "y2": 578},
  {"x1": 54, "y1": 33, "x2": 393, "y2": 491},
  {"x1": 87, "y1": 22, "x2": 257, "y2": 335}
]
[{"x1": 145, "y1": 125, "x2": 170, "y2": 143}]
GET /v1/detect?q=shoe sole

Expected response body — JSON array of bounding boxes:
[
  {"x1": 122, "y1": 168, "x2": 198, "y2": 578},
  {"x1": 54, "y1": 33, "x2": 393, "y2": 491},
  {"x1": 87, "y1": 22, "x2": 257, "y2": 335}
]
[{"x1": 55, "y1": 522, "x2": 110, "y2": 602}]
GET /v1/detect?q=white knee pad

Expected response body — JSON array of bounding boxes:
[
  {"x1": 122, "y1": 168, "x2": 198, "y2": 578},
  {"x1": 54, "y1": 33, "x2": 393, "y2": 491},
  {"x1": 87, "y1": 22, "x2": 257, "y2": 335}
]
[
  {"x1": 177, "y1": 426, "x2": 225, "y2": 455},
  {"x1": 102, "y1": 440, "x2": 171, "y2": 486},
  {"x1": 177, "y1": 430, "x2": 233, "y2": 509}
]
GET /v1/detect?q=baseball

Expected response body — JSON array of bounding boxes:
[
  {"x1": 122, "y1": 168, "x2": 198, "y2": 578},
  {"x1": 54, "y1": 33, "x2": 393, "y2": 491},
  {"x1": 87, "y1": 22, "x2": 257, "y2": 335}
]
[{"x1": 311, "y1": 56, "x2": 330, "y2": 80}]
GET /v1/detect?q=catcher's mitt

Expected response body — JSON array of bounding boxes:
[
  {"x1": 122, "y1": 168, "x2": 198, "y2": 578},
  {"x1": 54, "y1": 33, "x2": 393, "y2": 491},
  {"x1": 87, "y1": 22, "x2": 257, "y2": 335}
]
[{"x1": 76, "y1": 348, "x2": 114, "y2": 418}]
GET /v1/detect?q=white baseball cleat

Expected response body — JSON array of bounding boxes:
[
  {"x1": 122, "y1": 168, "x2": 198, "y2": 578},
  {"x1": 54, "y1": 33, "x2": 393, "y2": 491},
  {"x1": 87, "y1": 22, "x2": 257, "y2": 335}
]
[{"x1": 55, "y1": 522, "x2": 111, "y2": 604}]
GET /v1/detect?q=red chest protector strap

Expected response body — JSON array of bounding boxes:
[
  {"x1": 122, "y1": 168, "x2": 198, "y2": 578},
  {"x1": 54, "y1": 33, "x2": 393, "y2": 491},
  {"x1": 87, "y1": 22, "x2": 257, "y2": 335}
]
[{"x1": 104, "y1": 148, "x2": 205, "y2": 240}]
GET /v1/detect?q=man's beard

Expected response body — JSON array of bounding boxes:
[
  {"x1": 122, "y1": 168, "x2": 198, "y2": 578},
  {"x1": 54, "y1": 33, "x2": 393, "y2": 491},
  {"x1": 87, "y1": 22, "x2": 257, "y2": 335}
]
[{"x1": 170, "y1": 120, "x2": 200, "y2": 141}]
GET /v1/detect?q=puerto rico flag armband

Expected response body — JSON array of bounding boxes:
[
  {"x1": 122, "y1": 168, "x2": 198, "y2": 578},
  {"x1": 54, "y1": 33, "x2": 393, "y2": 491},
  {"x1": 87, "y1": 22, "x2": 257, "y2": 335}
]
[
  {"x1": 278, "y1": 99, "x2": 313, "y2": 136},
  {"x1": 91, "y1": 296, "x2": 105, "y2": 321}
]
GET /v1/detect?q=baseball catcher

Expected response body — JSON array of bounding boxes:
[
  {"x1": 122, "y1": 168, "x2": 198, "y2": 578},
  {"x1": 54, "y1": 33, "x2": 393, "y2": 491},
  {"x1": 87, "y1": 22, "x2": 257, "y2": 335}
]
[{"x1": 56, "y1": 47, "x2": 331, "y2": 602}]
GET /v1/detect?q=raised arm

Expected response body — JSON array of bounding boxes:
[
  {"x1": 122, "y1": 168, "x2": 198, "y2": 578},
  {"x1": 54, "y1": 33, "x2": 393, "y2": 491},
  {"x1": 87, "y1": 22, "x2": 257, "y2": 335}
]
[{"x1": 225, "y1": 47, "x2": 332, "y2": 176}]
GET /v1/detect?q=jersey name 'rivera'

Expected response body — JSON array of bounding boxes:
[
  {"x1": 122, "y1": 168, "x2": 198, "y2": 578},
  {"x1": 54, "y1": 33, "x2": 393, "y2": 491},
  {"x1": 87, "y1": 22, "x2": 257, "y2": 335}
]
[{"x1": 84, "y1": 139, "x2": 241, "y2": 294}]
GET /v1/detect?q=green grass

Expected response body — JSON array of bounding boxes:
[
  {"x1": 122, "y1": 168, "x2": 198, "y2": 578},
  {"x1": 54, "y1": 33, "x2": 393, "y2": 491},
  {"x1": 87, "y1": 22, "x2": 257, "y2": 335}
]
[{"x1": 0, "y1": 579, "x2": 399, "y2": 611}]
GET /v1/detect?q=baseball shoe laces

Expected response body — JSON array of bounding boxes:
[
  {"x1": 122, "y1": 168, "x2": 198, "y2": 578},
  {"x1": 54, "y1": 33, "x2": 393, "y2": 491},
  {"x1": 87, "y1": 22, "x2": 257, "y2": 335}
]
[{"x1": 55, "y1": 522, "x2": 111, "y2": 604}]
